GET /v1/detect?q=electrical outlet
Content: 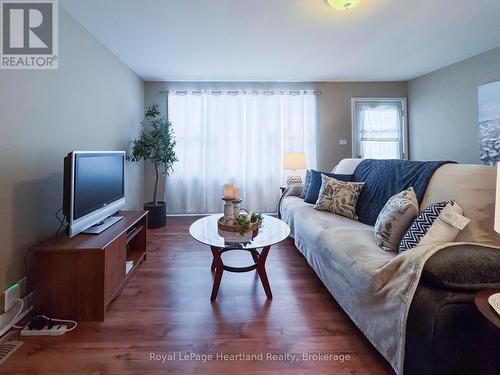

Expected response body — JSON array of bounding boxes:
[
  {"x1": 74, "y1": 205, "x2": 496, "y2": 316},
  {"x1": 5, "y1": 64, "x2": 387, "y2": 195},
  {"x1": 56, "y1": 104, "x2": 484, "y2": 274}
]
[
  {"x1": 17, "y1": 277, "x2": 27, "y2": 297},
  {"x1": 2, "y1": 277, "x2": 27, "y2": 313},
  {"x1": 339, "y1": 139, "x2": 347, "y2": 145},
  {"x1": 0, "y1": 291, "x2": 33, "y2": 337},
  {"x1": 4, "y1": 283, "x2": 20, "y2": 312}
]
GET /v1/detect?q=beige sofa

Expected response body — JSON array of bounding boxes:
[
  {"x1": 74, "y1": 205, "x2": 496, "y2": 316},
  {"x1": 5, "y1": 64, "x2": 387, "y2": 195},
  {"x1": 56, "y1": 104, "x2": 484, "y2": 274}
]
[{"x1": 280, "y1": 159, "x2": 499, "y2": 374}]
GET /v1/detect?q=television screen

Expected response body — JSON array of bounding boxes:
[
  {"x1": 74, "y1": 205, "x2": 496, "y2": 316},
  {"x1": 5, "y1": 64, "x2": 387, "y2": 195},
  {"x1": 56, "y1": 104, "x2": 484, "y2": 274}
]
[{"x1": 73, "y1": 153, "x2": 124, "y2": 220}]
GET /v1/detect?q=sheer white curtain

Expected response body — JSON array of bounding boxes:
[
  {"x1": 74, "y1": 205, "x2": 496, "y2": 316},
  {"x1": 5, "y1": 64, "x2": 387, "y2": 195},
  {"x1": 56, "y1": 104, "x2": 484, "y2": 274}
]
[
  {"x1": 166, "y1": 91, "x2": 317, "y2": 214},
  {"x1": 358, "y1": 104, "x2": 403, "y2": 159}
]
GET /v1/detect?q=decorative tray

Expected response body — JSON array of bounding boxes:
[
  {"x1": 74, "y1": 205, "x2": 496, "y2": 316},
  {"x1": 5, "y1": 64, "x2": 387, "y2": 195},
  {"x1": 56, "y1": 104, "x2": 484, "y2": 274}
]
[
  {"x1": 217, "y1": 217, "x2": 260, "y2": 235},
  {"x1": 217, "y1": 212, "x2": 263, "y2": 243}
]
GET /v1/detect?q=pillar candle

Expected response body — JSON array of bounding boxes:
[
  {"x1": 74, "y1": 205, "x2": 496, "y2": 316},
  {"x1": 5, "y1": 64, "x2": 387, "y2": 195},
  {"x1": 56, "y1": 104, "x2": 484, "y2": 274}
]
[{"x1": 223, "y1": 184, "x2": 235, "y2": 199}]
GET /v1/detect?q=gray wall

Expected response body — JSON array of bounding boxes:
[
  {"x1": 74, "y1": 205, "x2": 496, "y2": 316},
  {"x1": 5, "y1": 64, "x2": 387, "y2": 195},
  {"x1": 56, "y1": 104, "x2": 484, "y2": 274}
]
[
  {"x1": 0, "y1": 9, "x2": 144, "y2": 294},
  {"x1": 408, "y1": 47, "x2": 500, "y2": 162},
  {"x1": 316, "y1": 82, "x2": 407, "y2": 171},
  {"x1": 143, "y1": 81, "x2": 407, "y2": 203}
]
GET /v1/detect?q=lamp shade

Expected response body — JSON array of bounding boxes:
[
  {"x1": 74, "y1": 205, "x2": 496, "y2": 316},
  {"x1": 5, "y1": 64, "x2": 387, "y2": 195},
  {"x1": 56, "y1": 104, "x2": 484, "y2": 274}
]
[
  {"x1": 495, "y1": 164, "x2": 500, "y2": 233},
  {"x1": 283, "y1": 152, "x2": 306, "y2": 170},
  {"x1": 327, "y1": 0, "x2": 362, "y2": 11}
]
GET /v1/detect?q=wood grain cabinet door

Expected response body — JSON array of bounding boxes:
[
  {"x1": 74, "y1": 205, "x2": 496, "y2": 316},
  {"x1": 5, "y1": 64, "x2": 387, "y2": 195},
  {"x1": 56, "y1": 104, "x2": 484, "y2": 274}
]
[{"x1": 104, "y1": 234, "x2": 126, "y2": 303}]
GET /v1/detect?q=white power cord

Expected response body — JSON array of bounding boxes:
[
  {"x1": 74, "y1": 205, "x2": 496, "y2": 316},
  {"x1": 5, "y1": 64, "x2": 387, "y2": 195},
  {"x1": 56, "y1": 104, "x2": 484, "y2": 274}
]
[
  {"x1": 29, "y1": 315, "x2": 78, "y2": 332},
  {"x1": 11, "y1": 298, "x2": 25, "y2": 329}
]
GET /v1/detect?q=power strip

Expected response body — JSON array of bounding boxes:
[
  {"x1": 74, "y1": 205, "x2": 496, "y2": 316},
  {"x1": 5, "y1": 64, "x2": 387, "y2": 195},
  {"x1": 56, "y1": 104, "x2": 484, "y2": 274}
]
[{"x1": 20, "y1": 324, "x2": 67, "y2": 336}]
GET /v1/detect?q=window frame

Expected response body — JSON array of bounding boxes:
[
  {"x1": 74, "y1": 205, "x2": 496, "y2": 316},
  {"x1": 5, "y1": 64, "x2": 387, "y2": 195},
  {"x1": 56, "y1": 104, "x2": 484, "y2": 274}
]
[{"x1": 351, "y1": 97, "x2": 408, "y2": 160}]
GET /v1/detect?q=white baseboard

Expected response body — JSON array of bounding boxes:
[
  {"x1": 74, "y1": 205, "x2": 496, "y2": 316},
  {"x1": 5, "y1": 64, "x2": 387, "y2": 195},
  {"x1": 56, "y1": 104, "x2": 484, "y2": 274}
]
[{"x1": 0, "y1": 293, "x2": 32, "y2": 337}]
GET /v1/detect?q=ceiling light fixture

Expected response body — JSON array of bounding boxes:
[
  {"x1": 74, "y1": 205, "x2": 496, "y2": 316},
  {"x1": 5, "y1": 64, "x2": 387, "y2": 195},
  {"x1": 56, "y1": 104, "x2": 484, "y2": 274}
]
[{"x1": 327, "y1": 0, "x2": 362, "y2": 10}]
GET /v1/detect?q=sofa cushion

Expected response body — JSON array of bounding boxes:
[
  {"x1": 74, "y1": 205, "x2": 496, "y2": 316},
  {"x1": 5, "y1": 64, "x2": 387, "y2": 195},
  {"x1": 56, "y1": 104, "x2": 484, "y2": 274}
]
[
  {"x1": 314, "y1": 175, "x2": 365, "y2": 220},
  {"x1": 281, "y1": 195, "x2": 374, "y2": 238},
  {"x1": 422, "y1": 244, "x2": 500, "y2": 291},
  {"x1": 303, "y1": 169, "x2": 352, "y2": 204},
  {"x1": 286, "y1": 198, "x2": 395, "y2": 293},
  {"x1": 374, "y1": 187, "x2": 419, "y2": 252}
]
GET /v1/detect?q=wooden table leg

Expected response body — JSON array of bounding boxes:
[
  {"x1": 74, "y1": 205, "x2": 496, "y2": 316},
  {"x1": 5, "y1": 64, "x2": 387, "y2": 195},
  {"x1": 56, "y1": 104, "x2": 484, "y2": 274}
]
[
  {"x1": 256, "y1": 246, "x2": 272, "y2": 299},
  {"x1": 210, "y1": 246, "x2": 223, "y2": 302},
  {"x1": 250, "y1": 250, "x2": 259, "y2": 264},
  {"x1": 210, "y1": 258, "x2": 216, "y2": 272}
]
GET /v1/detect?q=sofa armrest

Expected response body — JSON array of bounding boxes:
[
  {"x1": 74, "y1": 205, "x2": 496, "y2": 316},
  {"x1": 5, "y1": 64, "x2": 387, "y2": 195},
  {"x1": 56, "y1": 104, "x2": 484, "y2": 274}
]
[
  {"x1": 283, "y1": 184, "x2": 304, "y2": 198},
  {"x1": 277, "y1": 184, "x2": 304, "y2": 219},
  {"x1": 422, "y1": 244, "x2": 500, "y2": 291}
]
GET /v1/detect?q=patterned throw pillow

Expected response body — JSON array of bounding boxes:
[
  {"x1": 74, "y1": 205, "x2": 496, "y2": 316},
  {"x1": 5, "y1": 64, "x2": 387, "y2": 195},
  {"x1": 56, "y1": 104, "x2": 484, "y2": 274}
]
[
  {"x1": 304, "y1": 170, "x2": 353, "y2": 204},
  {"x1": 399, "y1": 201, "x2": 465, "y2": 253},
  {"x1": 374, "y1": 187, "x2": 419, "y2": 252},
  {"x1": 313, "y1": 175, "x2": 365, "y2": 220},
  {"x1": 300, "y1": 170, "x2": 312, "y2": 199}
]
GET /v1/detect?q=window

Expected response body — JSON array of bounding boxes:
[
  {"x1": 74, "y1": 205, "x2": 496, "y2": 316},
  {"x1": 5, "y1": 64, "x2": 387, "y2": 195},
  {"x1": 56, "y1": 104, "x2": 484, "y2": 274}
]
[
  {"x1": 166, "y1": 90, "x2": 317, "y2": 214},
  {"x1": 351, "y1": 98, "x2": 407, "y2": 159}
]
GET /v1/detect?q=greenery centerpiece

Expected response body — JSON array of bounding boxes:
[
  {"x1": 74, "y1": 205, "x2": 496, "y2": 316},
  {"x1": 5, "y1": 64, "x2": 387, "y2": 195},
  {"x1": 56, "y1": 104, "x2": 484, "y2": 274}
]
[
  {"x1": 234, "y1": 212, "x2": 263, "y2": 235},
  {"x1": 218, "y1": 211, "x2": 263, "y2": 237},
  {"x1": 130, "y1": 104, "x2": 178, "y2": 228}
]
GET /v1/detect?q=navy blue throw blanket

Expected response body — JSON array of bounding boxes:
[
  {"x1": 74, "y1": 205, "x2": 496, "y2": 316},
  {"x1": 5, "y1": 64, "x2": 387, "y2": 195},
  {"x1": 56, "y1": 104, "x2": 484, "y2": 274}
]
[{"x1": 353, "y1": 159, "x2": 456, "y2": 226}]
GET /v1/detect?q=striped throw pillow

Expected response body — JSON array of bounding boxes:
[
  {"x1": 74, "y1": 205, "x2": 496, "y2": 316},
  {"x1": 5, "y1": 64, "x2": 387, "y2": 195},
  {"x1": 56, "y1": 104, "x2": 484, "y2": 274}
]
[{"x1": 399, "y1": 201, "x2": 462, "y2": 253}]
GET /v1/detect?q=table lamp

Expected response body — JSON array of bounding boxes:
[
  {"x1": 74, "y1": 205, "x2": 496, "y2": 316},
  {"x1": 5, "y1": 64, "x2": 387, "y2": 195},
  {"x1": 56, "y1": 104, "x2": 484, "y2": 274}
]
[
  {"x1": 495, "y1": 163, "x2": 499, "y2": 233},
  {"x1": 283, "y1": 152, "x2": 306, "y2": 184}
]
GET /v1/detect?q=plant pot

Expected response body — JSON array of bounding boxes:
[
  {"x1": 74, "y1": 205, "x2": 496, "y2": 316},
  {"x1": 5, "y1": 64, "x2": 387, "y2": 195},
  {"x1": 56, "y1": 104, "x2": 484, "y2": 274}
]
[{"x1": 144, "y1": 201, "x2": 166, "y2": 229}]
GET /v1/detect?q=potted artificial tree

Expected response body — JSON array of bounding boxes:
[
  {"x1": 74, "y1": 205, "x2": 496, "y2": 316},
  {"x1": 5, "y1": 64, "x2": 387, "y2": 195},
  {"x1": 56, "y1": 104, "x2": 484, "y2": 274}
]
[{"x1": 131, "y1": 104, "x2": 178, "y2": 228}]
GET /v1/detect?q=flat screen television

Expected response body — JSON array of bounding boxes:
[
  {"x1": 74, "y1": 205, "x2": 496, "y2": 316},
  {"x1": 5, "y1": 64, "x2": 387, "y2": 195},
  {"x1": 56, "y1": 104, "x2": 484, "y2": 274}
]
[{"x1": 63, "y1": 151, "x2": 125, "y2": 237}]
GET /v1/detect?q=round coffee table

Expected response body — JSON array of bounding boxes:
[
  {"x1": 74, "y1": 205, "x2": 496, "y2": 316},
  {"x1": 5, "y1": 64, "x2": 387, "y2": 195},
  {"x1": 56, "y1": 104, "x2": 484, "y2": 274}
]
[{"x1": 189, "y1": 214, "x2": 290, "y2": 302}]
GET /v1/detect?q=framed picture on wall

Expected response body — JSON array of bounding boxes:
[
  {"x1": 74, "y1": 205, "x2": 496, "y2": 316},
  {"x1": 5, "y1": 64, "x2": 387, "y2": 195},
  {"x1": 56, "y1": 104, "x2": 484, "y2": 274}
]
[{"x1": 478, "y1": 80, "x2": 500, "y2": 165}]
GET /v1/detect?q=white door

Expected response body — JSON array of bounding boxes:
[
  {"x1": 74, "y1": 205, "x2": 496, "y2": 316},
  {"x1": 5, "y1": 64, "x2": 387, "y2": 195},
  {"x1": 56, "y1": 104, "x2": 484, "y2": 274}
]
[{"x1": 351, "y1": 98, "x2": 407, "y2": 159}]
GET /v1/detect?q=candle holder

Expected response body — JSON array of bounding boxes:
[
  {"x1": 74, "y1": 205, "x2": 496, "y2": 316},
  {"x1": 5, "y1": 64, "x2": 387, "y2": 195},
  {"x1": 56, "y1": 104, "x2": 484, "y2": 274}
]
[
  {"x1": 232, "y1": 199, "x2": 242, "y2": 217},
  {"x1": 222, "y1": 197, "x2": 235, "y2": 221}
]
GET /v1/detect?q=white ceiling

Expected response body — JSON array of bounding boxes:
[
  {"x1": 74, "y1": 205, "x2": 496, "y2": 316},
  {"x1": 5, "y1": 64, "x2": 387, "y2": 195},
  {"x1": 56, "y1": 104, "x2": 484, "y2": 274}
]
[{"x1": 60, "y1": 0, "x2": 500, "y2": 82}]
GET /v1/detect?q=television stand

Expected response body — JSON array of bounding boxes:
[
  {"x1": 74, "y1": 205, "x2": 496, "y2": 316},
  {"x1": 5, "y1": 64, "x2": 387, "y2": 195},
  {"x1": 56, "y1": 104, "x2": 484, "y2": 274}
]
[
  {"x1": 30, "y1": 210, "x2": 148, "y2": 321},
  {"x1": 82, "y1": 215, "x2": 123, "y2": 234}
]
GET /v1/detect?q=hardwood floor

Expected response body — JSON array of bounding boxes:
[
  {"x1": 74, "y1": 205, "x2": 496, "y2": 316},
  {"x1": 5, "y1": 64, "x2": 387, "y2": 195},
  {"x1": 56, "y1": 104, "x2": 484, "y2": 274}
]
[{"x1": 1, "y1": 217, "x2": 394, "y2": 375}]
